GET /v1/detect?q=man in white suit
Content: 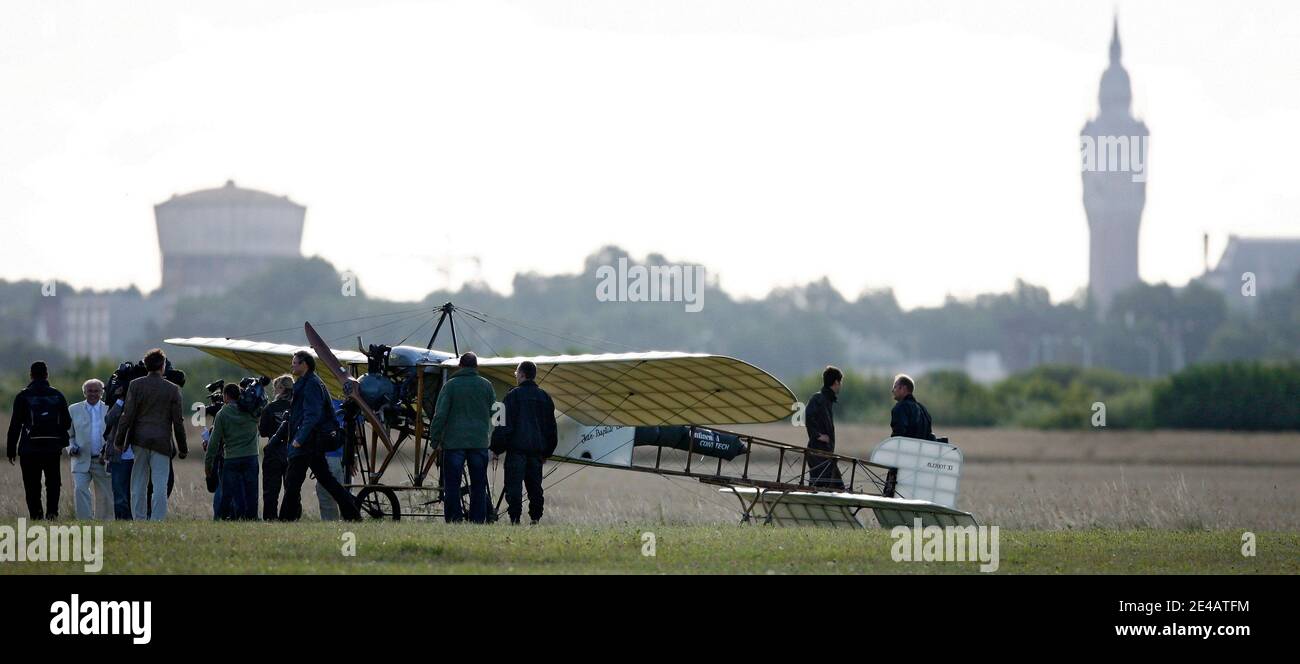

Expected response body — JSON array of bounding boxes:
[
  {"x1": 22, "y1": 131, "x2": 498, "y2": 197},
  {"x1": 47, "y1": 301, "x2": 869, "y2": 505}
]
[{"x1": 68, "y1": 378, "x2": 112, "y2": 520}]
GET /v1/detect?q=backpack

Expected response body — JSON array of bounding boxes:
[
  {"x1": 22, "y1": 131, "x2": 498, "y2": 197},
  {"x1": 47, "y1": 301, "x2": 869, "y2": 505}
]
[
  {"x1": 310, "y1": 383, "x2": 343, "y2": 452},
  {"x1": 26, "y1": 393, "x2": 67, "y2": 445}
]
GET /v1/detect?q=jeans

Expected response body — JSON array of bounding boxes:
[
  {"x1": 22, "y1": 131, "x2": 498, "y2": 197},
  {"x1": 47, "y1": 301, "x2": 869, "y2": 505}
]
[
  {"x1": 217, "y1": 455, "x2": 259, "y2": 520},
  {"x1": 503, "y1": 451, "x2": 545, "y2": 524},
  {"x1": 442, "y1": 448, "x2": 489, "y2": 524},
  {"x1": 280, "y1": 449, "x2": 359, "y2": 521},
  {"x1": 212, "y1": 479, "x2": 223, "y2": 521},
  {"x1": 73, "y1": 461, "x2": 113, "y2": 520},
  {"x1": 316, "y1": 454, "x2": 346, "y2": 521},
  {"x1": 262, "y1": 444, "x2": 288, "y2": 521},
  {"x1": 109, "y1": 459, "x2": 133, "y2": 520},
  {"x1": 145, "y1": 459, "x2": 174, "y2": 519},
  {"x1": 19, "y1": 450, "x2": 61, "y2": 520},
  {"x1": 130, "y1": 446, "x2": 172, "y2": 521}
]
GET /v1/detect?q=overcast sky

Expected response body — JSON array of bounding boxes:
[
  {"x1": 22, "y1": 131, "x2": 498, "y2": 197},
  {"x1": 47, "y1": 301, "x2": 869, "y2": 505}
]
[{"x1": 2, "y1": 0, "x2": 1297, "y2": 308}]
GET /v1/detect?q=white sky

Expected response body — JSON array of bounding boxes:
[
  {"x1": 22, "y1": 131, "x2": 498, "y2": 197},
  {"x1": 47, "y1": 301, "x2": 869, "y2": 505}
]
[{"x1": 2, "y1": 0, "x2": 1298, "y2": 308}]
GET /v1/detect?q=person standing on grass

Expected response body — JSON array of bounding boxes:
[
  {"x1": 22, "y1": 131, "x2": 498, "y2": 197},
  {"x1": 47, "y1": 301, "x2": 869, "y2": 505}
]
[
  {"x1": 315, "y1": 398, "x2": 348, "y2": 521},
  {"x1": 276, "y1": 350, "x2": 360, "y2": 522},
  {"x1": 259, "y1": 374, "x2": 293, "y2": 520},
  {"x1": 6, "y1": 361, "x2": 73, "y2": 520},
  {"x1": 429, "y1": 352, "x2": 496, "y2": 524},
  {"x1": 103, "y1": 381, "x2": 134, "y2": 520},
  {"x1": 490, "y1": 361, "x2": 557, "y2": 525},
  {"x1": 207, "y1": 383, "x2": 261, "y2": 520},
  {"x1": 804, "y1": 365, "x2": 845, "y2": 490},
  {"x1": 68, "y1": 378, "x2": 113, "y2": 520},
  {"x1": 114, "y1": 349, "x2": 188, "y2": 521}
]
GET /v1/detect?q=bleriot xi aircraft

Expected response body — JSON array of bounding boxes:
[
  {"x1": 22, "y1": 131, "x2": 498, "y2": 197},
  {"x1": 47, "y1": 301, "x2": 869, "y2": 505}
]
[{"x1": 167, "y1": 303, "x2": 976, "y2": 528}]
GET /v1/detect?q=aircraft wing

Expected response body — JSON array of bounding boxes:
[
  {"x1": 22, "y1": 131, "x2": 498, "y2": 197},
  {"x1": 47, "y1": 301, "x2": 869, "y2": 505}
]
[
  {"x1": 164, "y1": 337, "x2": 367, "y2": 397},
  {"x1": 431, "y1": 351, "x2": 795, "y2": 426}
]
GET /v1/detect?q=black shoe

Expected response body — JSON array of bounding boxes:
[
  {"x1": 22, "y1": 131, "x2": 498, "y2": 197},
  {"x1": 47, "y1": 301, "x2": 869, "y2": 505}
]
[{"x1": 530, "y1": 519, "x2": 540, "y2": 525}]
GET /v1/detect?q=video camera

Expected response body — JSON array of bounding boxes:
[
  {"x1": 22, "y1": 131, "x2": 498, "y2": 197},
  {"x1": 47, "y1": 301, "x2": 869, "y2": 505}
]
[
  {"x1": 104, "y1": 358, "x2": 187, "y2": 404},
  {"x1": 204, "y1": 376, "x2": 270, "y2": 419}
]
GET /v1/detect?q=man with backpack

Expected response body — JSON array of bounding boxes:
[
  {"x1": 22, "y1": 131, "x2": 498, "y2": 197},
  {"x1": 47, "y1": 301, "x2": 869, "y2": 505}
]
[
  {"x1": 275, "y1": 350, "x2": 360, "y2": 522},
  {"x1": 6, "y1": 361, "x2": 73, "y2": 520}
]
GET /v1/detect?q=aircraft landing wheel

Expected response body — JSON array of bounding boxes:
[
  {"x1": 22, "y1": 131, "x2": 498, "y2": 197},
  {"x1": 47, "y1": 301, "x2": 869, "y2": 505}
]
[{"x1": 356, "y1": 487, "x2": 401, "y2": 521}]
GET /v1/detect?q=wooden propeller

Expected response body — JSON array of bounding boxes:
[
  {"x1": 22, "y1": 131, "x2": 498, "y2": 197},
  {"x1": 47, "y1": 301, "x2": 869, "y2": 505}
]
[{"x1": 304, "y1": 321, "x2": 393, "y2": 451}]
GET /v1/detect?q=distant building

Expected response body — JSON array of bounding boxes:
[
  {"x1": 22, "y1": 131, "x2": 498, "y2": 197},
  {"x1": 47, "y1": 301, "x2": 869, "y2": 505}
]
[
  {"x1": 1201, "y1": 236, "x2": 1300, "y2": 314},
  {"x1": 39, "y1": 180, "x2": 306, "y2": 360},
  {"x1": 1081, "y1": 17, "x2": 1149, "y2": 315},
  {"x1": 155, "y1": 180, "x2": 305, "y2": 298},
  {"x1": 37, "y1": 291, "x2": 155, "y2": 361}
]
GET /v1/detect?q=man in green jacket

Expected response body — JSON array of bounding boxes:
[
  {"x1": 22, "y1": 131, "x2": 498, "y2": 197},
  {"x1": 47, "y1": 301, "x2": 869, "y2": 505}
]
[
  {"x1": 429, "y1": 352, "x2": 496, "y2": 523},
  {"x1": 206, "y1": 383, "x2": 261, "y2": 520}
]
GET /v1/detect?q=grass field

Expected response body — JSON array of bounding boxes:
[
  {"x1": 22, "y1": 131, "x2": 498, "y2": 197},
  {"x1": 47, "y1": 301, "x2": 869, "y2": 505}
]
[
  {"x1": 2, "y1": 415, "x2": 1298, "y2": 573},
  {"x1": 3, "y1": 521, "x2": 1296, "y2": 574}
]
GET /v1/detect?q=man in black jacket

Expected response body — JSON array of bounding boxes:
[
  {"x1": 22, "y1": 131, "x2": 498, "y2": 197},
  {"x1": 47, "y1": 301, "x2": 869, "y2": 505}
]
[
  {"x1": 890, "y1": 374, "x2": 935, "y2": 440},
  {"x1": 6, "y1": 362, "x2": 73, "y2": 519},
  {"x1": 804, "y1": 365, "x2": 845, "y2": 490},
  {"x1": 490, "y1": 361, "x2": 557, "y2": 524},
  {"x1": 259, "y1": 374, "x2": 294, "y2": 520}
]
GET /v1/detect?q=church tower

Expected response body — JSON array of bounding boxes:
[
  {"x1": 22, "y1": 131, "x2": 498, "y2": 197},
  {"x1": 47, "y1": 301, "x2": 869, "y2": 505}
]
[{"x1": 1081, "y1": 17, "x2": 1149, "y2": 314}]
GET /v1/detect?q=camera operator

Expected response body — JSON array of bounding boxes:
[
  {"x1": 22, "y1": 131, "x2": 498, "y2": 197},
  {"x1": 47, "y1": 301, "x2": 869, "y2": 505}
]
[
  {"x1": 206, "y1": 382, "x2": 261, "y2": 520},
  {"x1": 201, "y1": 379, "x2": 228, "y2": 519},
  {"x1": 259, "y1": 375, "x2": 293, "y2": 520},
  {"x1": 102, "y1": 365, "x2": 137, "y2": 520}
]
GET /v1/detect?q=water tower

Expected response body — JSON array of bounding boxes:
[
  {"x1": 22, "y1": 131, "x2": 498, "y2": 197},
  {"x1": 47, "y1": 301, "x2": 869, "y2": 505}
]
[{"x1": 154, "y1": 180, "x2": 305, "y2": 297}]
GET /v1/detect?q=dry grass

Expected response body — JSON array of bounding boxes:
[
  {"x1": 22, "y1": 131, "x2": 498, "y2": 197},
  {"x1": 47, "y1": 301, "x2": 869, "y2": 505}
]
[{"x1": 3, "y1": 416, "x2": 1297, "y2": 530}]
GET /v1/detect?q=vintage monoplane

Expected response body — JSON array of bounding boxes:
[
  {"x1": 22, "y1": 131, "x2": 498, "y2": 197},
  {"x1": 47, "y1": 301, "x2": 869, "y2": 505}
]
[{"x1": 167, "y1": 303, "x2": 975, "y2": 528}]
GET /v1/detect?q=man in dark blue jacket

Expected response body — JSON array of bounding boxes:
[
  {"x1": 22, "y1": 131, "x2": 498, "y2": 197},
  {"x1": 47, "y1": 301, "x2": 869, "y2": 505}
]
[
  {"x1": 890, "y1": 374, "x2": 935, "y2": 440},
  {"x1": 276, "y1": 351, "x2": 360, "y2": 521},
  {"x1": 7, "y1": 362, "x2": 72, "y2": 519},
  {"x1": 490, "y1": 361, "x2": 557, "y2": 524}
]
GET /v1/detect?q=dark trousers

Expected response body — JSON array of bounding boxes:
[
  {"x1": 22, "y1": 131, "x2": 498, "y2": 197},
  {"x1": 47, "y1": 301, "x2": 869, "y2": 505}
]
[
  {"x1": 109, "y1": 459, "x2": 133, "y2": 520},
  {"x1": 503, "y1": 451, "x2": 544, "y2": 524},
  {"x1": 442, "y1": 448, "x2": 489, "y2": 524},
  {"x1": 19, "y1": 451, "x2": 61, "y2": 519},
  {"x1": 218, "y1": 456, "x2": 259, "y2": 520},
  {"x1": 262, "y1": 446, "x2": 288, "y2": 521},
  {"x1": 807, "y1": 439, "x2": 845, "y2": 490},
  {"x1": 280, "y1": 450, "x2": 359, "y2": 521}
]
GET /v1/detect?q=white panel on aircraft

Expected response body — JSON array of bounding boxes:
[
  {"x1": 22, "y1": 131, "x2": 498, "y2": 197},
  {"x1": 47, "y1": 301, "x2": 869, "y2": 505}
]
[{"x1": 869, "y1": 436, "x2": 964, "y2": 509}]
